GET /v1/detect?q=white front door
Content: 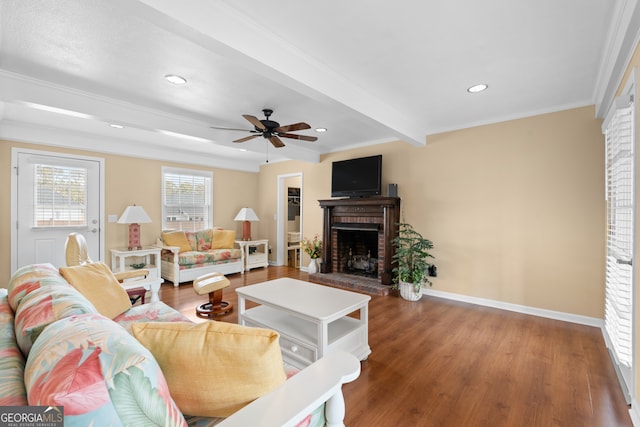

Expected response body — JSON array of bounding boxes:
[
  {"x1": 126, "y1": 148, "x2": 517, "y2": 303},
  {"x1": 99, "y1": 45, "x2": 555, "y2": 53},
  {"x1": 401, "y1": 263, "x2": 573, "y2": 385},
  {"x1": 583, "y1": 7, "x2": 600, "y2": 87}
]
[{"x1": 12, "y1": 149, "x2": 104, "y2": 273}]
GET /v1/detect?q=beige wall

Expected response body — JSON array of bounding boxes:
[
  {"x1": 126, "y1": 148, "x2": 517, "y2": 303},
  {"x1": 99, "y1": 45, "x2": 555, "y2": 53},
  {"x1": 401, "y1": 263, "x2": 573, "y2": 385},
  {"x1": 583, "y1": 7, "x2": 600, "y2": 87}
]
[
  {"x1": 426, "y1": 108, "x2": 605, "y2": 317},
  {"x1": 0, "y1": 140, "x2": 259, "y2": 285},
  {"x1": 261, "y1": 105, "x2": 606, "y2": 319},
  {"x1": 1, "y1": 105, "x2": 606, "y2": 320}
]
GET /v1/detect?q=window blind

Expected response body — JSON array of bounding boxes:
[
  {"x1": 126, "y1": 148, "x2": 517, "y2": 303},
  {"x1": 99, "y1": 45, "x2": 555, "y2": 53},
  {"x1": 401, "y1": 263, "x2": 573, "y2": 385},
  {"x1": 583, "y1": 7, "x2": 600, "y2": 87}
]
[
  {"x1": 604, "y1": 95, "x2": 634, "y2": 370},
  {"x1": 33, "y1": 164, "x2": 87, "y2": 227},
  {"x1": 162, "y1": 169, "x2": 212, "y2": 231}
]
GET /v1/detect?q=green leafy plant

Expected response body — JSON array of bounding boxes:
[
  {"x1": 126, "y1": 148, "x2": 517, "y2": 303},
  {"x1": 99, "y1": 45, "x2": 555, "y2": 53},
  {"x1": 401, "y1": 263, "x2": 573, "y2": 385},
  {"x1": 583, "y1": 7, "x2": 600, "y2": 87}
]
[{"x1": 392, "y1": 223, "x2": 434, "y2": 293}]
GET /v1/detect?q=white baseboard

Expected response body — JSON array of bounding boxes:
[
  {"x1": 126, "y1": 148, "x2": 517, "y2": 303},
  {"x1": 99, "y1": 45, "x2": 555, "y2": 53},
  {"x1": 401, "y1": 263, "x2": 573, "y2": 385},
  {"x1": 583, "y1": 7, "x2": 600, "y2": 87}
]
[
  {"x1": 630, "y1": 399, "x2": 640, "y2": 426},
  {"x1": 421, "y1": 288, "x2": 603, "y2": 328}
]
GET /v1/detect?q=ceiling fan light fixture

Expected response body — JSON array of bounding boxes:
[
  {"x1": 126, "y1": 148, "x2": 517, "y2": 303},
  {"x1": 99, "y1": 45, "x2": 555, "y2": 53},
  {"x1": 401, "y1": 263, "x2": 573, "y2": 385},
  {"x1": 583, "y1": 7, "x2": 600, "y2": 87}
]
[
  {"x1": 164, "y1": 74, "x2": 187, "y2": 85},
  {"x1": 467, "y1": 83, "x2": 488, "y2": 93},
  {"x1": 212, "y1": 109, "x2": 318, "y2": 148},
  {"x1": 315, "y1": 128, "x2": 327, "y2": 133}
]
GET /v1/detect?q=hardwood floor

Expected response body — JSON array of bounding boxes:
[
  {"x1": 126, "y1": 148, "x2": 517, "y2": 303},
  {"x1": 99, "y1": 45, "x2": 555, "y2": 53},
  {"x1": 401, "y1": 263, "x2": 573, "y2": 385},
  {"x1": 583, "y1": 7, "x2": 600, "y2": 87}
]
[{"x1": 157, "y1": 266, "x2": 632, "y2": 427}]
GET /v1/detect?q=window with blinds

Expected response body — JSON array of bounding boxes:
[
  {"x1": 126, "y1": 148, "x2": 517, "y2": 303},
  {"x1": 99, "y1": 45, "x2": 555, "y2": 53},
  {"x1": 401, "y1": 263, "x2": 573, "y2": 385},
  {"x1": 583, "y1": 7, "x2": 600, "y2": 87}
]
[
  {"x1": 603, "y1": 93, "x2": 635, "y2": 398},
  {"x1": 162, "y1": 167, "x2": 212, "y2": 231},
  {"x1": 34, "y1": 164, "x2": 87, "y2": 227}
]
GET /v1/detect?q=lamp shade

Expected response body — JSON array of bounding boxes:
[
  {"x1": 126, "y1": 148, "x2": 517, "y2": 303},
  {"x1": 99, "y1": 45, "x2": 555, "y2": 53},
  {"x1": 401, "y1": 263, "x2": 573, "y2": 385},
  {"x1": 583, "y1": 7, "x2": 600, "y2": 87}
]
[
  {"x1": 117, "y1": 205, "x2": 151, "y2": 224},
  {"x1": 234, "y1": 207, "x2": 259, "y2": 240},
  {"x1": 234, "y1": 207, "x2": 259, "y2": 222}
]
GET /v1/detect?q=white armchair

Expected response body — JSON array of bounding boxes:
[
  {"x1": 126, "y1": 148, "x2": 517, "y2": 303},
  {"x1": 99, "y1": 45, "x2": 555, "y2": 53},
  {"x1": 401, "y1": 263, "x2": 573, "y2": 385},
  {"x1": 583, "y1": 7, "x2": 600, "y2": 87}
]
[{"x1": 65, "y1": 232, "x2": 160, "y2": 303}]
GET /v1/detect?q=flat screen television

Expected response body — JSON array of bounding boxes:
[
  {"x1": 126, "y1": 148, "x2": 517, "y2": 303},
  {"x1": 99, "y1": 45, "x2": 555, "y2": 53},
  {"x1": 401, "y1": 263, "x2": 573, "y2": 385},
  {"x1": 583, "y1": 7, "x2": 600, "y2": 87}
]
[{"x1": 331, "y1": 155, "x2": 382, "y2": 198}]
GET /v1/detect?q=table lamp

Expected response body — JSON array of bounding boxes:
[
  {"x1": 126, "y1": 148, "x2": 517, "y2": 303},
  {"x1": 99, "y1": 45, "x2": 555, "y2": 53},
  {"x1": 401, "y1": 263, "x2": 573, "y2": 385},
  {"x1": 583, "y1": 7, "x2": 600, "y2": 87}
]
[
  {"x1": 118, "y1": 205, "x2": 152, "y2": 250},
  {"x1": 234, "y1": 207, "x2": 259, "y2": 240}
]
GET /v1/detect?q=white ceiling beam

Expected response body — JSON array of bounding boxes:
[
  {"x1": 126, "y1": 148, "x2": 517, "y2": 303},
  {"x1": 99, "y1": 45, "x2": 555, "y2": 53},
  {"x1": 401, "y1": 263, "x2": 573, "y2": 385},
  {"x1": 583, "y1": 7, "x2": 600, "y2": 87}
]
[
  {"x1": 0, "y1": 120, "x2": 261, "y2": 172},
  {"x1": 0, "y1": 71, "x2": 322, "y2": 164},
  {"x1": 137, "y1": 0, "x2": 426, "y2": 146}
]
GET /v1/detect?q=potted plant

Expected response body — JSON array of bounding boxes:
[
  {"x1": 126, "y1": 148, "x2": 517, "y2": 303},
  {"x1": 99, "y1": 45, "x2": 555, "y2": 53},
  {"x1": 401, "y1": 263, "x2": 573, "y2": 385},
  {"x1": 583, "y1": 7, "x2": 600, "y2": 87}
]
[
  {"x1": 301, "y1": 234, "x2": 322, "y2": 274},
  {"x1": 392, "y1": 223, "x2": 434, "y2": 301}
]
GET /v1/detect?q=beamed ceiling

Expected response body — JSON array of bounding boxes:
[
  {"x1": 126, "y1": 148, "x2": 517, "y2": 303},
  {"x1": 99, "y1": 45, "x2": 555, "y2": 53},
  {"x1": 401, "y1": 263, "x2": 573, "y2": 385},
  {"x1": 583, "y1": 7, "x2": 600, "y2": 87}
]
[{"x1": 1, "y1": 0, "x2": 638, "y2": 171}]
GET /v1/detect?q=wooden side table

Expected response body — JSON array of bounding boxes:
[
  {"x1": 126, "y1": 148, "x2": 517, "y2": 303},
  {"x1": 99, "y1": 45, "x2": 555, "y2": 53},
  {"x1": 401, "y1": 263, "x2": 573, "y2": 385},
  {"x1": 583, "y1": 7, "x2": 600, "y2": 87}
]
[
  {"x1": 126, "y1": 286, "x2": 147, "y2": 305},
  {"x1": 121, "y1": 278, "x2": 162, "y2": 303}
]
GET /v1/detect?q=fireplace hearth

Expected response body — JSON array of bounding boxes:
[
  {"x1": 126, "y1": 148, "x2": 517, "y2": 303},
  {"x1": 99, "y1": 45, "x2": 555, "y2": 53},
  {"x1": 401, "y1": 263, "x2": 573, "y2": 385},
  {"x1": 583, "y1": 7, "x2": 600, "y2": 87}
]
[{"x1": 310, "y1": 197, "x2": 400, "y2": 294}]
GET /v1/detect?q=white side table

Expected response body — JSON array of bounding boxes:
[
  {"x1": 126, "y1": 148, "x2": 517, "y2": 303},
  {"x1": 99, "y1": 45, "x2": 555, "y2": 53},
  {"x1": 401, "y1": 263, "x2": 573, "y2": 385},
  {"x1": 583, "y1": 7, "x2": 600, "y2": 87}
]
[
  {"x1": 110, "y1": 246, "x2": 162, "y2": 278},
  {"x1": 110, "y1": 246, "x2": 163, "y2": 302},
  {"x1": 235, "y1": 239, "x2": 269, "y2": 272}
]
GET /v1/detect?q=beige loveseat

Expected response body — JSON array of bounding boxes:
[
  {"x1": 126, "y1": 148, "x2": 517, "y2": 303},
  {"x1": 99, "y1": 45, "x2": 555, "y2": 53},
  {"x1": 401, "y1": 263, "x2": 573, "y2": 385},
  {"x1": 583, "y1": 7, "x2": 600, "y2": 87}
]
[{"x1": 157, "y1": 228, "x2": 243, "y2": 286}]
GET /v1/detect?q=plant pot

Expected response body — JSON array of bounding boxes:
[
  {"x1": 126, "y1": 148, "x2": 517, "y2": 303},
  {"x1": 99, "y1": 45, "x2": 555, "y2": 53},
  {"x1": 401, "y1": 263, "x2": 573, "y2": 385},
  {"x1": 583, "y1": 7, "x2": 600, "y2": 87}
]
[
  {"x1": 399, "y1": 281, "x2": 422, "y2": 301},
  {"x1": 308, "y1": 258, "x2": 318, "y2": 274}
]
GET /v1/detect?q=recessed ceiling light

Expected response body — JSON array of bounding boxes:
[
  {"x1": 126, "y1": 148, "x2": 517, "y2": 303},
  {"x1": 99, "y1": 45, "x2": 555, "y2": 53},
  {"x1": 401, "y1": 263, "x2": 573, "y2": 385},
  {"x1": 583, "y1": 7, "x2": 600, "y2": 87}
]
[
  {"x1": 467, "y1": 84, "x2": 488, "y2": 93},
  {"x1": 315, "y1": 128, "x2": 327, "y2": 133},
  {"x1": 164, "y1": 74, "x2": 187, "y2": 85},
  {"x1": 109, "y1": 124, "x2": 124, "y2": 129}
]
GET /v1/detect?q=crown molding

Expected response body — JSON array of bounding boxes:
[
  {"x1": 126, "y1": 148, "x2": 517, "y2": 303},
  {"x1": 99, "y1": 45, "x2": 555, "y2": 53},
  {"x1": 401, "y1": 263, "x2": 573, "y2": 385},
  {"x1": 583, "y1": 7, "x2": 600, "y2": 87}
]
[
  {"x1": 0, "y1": 119, "x2": 261, "y2": 172},
  {"x1": 594, "y1": 0, "x2": 640, "y2": 118}
]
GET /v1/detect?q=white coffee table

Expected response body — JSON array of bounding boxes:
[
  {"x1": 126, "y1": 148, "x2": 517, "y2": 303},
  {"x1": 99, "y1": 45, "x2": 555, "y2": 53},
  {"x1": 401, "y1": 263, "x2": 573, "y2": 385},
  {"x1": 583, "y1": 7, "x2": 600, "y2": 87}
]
[{"x1": 236, "y1": 278, "x2": 371, "y2": 369}]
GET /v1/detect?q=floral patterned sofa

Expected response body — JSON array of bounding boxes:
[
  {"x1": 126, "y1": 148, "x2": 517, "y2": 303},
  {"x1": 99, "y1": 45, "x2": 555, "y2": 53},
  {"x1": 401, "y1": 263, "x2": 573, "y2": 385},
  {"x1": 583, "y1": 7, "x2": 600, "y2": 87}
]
[
  {"x1": 157, "y1": 228, "x2": 243, "y2": 286},
  {"x1": 1, "y1": 263, "x2": 361, "y2": 426}
]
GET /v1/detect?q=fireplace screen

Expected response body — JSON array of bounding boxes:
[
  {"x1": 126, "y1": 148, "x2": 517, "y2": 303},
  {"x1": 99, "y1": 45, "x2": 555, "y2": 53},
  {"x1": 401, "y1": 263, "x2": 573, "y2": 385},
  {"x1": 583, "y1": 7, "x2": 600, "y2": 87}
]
[{"x1": 336, "y1": 229, "x2": 379, "y2": 277}]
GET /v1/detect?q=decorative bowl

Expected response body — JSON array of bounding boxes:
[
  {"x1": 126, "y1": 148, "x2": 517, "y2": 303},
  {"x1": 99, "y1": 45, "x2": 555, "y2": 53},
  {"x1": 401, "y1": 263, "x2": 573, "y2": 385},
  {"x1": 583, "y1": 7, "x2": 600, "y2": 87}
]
[{"x1": 131, "y1": 263, "x2": 146, "y2": 269}]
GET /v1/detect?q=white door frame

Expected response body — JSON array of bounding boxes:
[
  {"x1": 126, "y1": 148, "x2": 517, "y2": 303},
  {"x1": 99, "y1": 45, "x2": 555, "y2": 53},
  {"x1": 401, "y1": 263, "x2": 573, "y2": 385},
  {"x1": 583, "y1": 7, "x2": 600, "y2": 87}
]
[
  {"x1": 276, "y1": 172, "x2": 303, "y2": 266},
  {"x1": 11, "y1": 147, "x2": 105, "y2": 274}
]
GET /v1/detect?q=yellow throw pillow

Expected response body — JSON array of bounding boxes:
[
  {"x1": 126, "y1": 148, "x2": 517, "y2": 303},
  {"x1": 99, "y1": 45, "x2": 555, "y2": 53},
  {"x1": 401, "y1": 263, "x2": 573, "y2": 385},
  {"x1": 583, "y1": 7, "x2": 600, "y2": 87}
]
[
  {"x1": 131, "y1": 321, "x2": 286, "y2": 417},
  {"x1": 59, "y1": 262, "x2": 132, "y2": 319},
  {"x1": 210, "y1": 229, "x2": 236, "y2": 249},
  {"x1": 162, "y1": 231, "x2": 193, "y2": 253}
]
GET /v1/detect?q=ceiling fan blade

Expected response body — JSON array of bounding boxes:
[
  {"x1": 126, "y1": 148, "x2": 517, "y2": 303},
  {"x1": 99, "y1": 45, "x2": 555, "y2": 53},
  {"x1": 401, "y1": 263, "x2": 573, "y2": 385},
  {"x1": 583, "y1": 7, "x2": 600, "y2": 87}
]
[
  {"x1": 279, "y1": 133, "x2": 318, "y2": 142},
  {"x1": 233, "y1": 135, "x2": 260, "y2": 143},
  {"x1": 268, "y1": 136, "x2": 285, "y2": 148},
  {"x1": 210, "y1": 125, "x2": 254, "y2": 132},
  {"x1": 243, "y1": 114, "x2": 266, "y2": 130},
  {"x1": 276, "y1": 122, "x2": 311, "y2": 132}
]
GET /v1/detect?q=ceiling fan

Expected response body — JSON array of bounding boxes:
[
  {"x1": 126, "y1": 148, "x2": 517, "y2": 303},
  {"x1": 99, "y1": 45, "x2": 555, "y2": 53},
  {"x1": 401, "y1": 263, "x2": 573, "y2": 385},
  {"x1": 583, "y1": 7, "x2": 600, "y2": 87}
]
[{"x1": 210, "y1": 109, "x2": 318, "y2": 148}]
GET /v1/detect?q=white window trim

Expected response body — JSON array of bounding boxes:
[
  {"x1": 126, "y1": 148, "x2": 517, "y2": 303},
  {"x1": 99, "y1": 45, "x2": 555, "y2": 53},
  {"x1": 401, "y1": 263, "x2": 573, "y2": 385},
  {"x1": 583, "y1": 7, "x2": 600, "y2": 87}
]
[{"x1": 602, "y1": 67, "x2": 637, "y2": 406}]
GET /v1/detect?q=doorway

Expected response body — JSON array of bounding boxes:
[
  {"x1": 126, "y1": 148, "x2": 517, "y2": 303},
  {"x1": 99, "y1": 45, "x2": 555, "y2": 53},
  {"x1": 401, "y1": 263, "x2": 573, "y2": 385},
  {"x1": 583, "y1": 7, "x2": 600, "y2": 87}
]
[
  {"x1": 11, "y1": 148, "x2": 105, "y2": 274},
  {"x1": 276, "y1": 173, "x2": 302, "y2": 266}
]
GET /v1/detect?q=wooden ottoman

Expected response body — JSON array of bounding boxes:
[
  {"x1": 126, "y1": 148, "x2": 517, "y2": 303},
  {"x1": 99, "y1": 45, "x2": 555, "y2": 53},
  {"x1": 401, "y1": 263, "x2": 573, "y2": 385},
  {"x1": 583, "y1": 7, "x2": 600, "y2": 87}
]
[{"x1": 193, "y1": 272, "x2": 233, "y2": 317}]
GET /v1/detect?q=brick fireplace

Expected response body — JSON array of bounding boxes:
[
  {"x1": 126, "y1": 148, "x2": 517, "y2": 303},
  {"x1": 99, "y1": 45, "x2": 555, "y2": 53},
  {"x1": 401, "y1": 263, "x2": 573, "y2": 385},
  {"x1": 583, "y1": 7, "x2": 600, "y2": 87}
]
[{"x1": 312, "y1": 197, "x2": 400, "y2": 293}]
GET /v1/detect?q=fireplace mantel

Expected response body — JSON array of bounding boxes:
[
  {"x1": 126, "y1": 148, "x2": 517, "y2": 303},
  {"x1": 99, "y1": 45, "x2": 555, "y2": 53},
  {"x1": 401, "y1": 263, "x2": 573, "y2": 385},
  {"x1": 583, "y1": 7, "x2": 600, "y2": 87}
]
[{"x1": 318, "y1": 197, "x2": 400, "y2": 285}]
